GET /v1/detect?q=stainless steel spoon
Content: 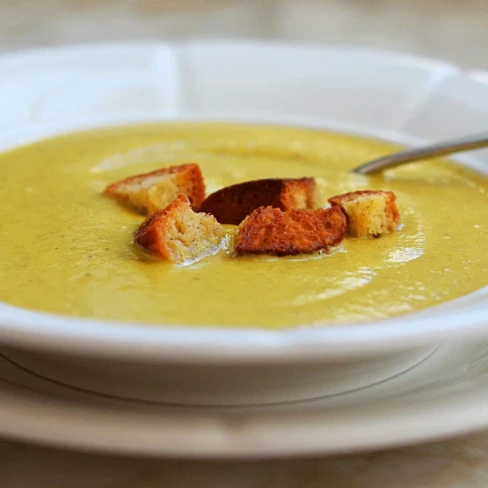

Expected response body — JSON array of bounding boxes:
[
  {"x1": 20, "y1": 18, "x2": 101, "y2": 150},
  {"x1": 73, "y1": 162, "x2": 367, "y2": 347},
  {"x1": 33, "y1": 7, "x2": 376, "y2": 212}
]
[{"x1": 352, "y1": 132, "x2": 488, "y2": 175}]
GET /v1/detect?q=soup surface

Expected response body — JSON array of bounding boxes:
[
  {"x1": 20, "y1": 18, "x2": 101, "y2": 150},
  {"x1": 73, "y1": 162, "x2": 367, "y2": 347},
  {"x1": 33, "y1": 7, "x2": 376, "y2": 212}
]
[{"x1": 0, "y1": 123, "x2": 486, "y2": 328}]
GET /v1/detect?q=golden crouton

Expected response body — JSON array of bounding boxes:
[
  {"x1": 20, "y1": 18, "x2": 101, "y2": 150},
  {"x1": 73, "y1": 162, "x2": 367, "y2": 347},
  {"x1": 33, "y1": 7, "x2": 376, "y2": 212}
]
[
  {"x1": 235, "y1": 206, "x2": 346, "y2": 256},
  {"x1": 134, "y1": 195, "x2": 224, "y2": 264},
  {"x1": 328, "y1": 190, "x2": 400, "y2": 238},
  {"x1": 104, "y1": 163, "x2": 205, "y2": 215},
  {"x1": 199, "y1": 178, "x2": 318, "y2": 225}
]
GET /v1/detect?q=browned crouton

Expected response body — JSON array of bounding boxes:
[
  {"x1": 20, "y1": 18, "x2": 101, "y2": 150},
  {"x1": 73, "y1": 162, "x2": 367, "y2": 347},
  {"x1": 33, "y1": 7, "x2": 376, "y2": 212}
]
[
  {"x1": 104, "y1": 163, "x2": 205, "y2": 215},
  {"x1": 134, "y1": 195, "x2": 224, "y2": 264},
  {"x1": 328, "y1": 190, "x2": 400, "y2": 238},
  {"x1": 235, "y1": 206, "x2": 346, "y2": 256},
  {"x1": 199, "y1": 178, "x2": 318, "y2": 225}
]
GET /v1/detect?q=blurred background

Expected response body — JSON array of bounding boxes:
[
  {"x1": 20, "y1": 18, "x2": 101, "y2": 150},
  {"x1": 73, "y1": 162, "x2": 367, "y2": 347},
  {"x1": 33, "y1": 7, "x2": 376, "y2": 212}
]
[{"x1": 2, "y1": 0, "x2": 488, "y2": 69}]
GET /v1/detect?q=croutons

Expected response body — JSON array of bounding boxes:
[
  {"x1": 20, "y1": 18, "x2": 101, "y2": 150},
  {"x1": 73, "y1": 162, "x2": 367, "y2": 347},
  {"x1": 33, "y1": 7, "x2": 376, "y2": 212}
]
[
  {"x1": 199, "y1": 178, "x2": 318, "y2": 225},
  {"x1": 328, "y1": 190, "x2": 400, "y2": 238},
  {"x1": 104, "y1": 163, "x2": 205, "y2": 215},
  {"x1": 235, "y1": 206, "x2": 346, "y2": 256},
  {"x1": 134, "y1": 195, "x2": 224, "y2": 264}
]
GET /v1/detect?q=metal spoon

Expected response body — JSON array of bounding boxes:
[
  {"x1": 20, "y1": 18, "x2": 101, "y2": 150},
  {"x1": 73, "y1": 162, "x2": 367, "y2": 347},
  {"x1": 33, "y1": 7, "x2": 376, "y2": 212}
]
[{"x1": 352, "y1": 132, "x2": 488, "y2": 175}]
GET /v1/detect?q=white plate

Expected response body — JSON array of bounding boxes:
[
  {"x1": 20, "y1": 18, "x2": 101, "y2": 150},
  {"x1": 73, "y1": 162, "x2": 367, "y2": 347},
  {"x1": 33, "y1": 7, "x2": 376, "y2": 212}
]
[{"x1": 1, "y1": 341, "x2": 488, "y2": 457}]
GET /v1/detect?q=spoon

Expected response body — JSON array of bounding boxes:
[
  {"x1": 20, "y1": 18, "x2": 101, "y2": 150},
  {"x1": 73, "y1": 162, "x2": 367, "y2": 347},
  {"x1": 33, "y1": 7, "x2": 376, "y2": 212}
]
[{"x1": 352, "y1": 132, "x2": 488, "y2": 175}]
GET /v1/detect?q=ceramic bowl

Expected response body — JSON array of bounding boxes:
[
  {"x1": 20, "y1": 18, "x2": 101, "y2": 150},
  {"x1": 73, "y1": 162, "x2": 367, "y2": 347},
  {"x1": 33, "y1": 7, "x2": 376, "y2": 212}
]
[{"x1": 0, "y1": 42, "x2": 486, "y2": 405}]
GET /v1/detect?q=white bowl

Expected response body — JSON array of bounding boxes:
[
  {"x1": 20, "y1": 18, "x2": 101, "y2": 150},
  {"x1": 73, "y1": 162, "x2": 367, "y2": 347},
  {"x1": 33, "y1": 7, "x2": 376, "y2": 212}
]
[{"x1": 0, "y1": 41, "x2": 486, "y2": 405}]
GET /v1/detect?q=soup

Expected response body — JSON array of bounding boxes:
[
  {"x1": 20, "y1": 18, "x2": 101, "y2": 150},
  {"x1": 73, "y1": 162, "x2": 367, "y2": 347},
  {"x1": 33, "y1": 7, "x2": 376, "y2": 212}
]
[{"x1": 0, "y1": 123, "x2": 486, "y2": 328}]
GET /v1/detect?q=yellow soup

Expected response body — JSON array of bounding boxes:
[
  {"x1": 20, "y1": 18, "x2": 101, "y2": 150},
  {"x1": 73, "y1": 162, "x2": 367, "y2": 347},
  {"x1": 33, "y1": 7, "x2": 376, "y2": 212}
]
[{"x1": 0, "y1": 123, "x2": 486, "y2": 328}]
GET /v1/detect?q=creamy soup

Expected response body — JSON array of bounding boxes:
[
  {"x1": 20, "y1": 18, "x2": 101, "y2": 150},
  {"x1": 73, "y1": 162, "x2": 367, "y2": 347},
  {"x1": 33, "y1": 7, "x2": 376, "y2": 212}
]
[{"x1": 0, "y1": 123, "x2": 486, "y2": 328}]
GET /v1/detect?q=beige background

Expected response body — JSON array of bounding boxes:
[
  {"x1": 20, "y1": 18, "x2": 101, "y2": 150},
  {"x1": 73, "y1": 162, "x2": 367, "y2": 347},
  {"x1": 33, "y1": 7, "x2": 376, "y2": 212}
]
[
  {"x1": 1, "y1": 0, "x2": 488, "y2": 486},
  {"x1": 2, "y1": 0, "x2": 488, "y2": 69}
]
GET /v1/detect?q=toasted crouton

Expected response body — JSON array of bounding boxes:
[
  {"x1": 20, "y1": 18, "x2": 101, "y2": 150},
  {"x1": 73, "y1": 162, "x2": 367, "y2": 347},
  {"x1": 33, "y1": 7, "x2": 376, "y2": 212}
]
[
  {"x1": 104, "y1": 163, "x2": 205, "y2": 215},
  {"x1": 199, "y1": 178, "x2": 318, "y2": 225},
  {"x1": 328, "y1": 190, "x2": 400, "y2": 238},
  {"x1": 134, "y1": 195, "x2": 224, "y2": 264},
  {"x1": 235, "y1": 206, "x2": 346, "y2": 256}
]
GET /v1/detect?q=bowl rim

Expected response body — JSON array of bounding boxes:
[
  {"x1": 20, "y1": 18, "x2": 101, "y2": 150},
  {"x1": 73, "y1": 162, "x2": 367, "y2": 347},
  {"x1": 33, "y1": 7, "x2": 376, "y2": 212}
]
[{"x1": 0, "y1": 40, "x2": 486, "y2": 362}]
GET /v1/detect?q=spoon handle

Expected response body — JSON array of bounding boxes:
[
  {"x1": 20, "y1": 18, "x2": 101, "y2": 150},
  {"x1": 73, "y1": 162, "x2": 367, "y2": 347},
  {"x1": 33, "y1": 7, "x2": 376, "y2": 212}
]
[{"x1": 353, "y1": 132, "x2": 488, "y2": 175}]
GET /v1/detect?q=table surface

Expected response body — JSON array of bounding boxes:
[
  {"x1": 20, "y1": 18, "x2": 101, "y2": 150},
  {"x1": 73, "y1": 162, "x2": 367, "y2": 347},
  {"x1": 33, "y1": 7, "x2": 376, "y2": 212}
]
[
  {"x1": 2, "y1": 0, "x2": 488, "y2": 70},
  {"x1": 1, "y1": 0, "x2": 488, "y2": 485}
]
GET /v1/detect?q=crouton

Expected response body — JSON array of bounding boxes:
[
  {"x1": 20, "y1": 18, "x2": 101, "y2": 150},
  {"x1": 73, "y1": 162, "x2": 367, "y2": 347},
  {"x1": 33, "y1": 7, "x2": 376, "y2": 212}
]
[
  {"x1": 134, "y1": 195, "x2": 224, "y2": 264},
  {"x1": 199, "y1": 178, "x2": 318, "y2": 225},
  {"x1": 235, "y1": 206, "x2": 346, "y2": 256},
  {"x1": 328, "y1": 190, "x2": 400, "y2": 238},
  {"x1": 104, "y1": 163, "x2": 205, "y2": 215}
]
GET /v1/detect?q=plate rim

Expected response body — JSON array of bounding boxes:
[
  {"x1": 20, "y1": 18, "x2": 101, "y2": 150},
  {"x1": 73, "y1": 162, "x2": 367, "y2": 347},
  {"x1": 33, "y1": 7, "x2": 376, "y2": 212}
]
[{"x1": 1, "y1": 342, "x2": 488, "y2": 457}]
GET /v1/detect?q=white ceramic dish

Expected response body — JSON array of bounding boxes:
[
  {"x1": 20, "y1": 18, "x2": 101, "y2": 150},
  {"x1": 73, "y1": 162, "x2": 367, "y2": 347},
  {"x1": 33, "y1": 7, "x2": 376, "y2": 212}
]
[
  {"x1": 0, "y1": 42, "x2": 486, "y2": 409},
  {"x1": 2, "y1": 341, "x2": 488, "y2": 457}
]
